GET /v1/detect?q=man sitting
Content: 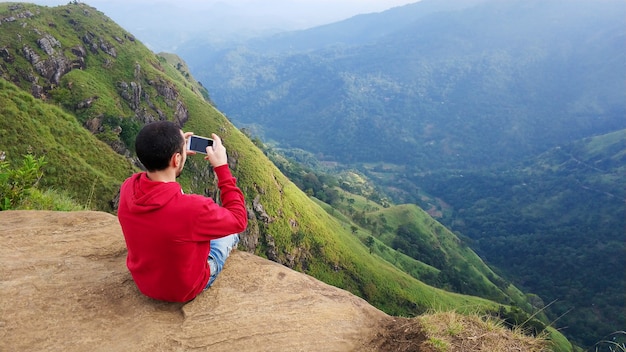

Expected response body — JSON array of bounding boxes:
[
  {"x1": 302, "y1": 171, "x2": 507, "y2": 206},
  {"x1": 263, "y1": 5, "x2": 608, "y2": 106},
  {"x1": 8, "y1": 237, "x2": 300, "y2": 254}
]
[{"x1": 117, "y1": 121, "x2": 247, "y2": 302}]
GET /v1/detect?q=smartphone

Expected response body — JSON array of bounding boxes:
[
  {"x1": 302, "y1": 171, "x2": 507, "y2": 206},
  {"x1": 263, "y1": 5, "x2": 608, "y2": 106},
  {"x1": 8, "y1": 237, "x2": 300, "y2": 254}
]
[{"x1": 187, "y1": 135, "x2": 214, "y2": 154}]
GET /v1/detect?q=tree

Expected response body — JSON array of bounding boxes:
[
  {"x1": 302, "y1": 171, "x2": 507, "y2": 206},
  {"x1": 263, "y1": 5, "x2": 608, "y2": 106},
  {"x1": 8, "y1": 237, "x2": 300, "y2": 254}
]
[{"x1": 366, "y1": 236, "x2": 375, "y2": 254}]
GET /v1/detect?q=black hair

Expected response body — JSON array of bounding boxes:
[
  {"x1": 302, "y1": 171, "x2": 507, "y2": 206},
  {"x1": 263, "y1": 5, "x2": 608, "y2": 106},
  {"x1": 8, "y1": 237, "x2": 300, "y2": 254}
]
[{"x1": 135, "y1": 121, "x2": 184, "y2": 172}]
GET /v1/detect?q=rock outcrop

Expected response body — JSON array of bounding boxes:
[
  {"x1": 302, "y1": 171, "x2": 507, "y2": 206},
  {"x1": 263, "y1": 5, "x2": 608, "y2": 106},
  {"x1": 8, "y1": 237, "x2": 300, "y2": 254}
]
[
  {"x1": 1, "y1": 3, "x2": 191, "y2": 157},
  {"x1": 0, "y1": 211, "x2": 390, "y2": 351}
]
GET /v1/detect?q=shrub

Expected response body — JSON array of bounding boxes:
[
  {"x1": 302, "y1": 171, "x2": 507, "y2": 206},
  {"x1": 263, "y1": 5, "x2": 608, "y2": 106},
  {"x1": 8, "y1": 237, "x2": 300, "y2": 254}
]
[{"x1": 0, "y1": 153, "x2": 46, "y2": 210}]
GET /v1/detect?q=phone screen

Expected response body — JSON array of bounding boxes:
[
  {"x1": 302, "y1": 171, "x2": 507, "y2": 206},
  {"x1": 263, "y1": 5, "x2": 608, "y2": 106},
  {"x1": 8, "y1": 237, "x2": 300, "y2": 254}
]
[{"x1": 188, "y1": 135, "x2": 214, "y2": 154}]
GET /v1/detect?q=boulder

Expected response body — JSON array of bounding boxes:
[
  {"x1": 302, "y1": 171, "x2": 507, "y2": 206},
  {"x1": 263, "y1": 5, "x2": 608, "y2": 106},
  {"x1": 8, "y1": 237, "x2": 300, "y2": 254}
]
[
  {"x1": 0, "y1": 211, "x2": 390, "y2": 351},
  {"x1": 37, "y1": 34, "x2": 61, "y2": 55}
]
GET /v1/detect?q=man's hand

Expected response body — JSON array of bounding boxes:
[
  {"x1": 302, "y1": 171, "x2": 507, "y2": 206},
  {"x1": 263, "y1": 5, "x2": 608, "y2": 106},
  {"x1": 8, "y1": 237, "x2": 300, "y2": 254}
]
[
  {"x1": 183, "y1": 131, "x2": 197, "y2": 156},
  {"x1": 205, "y1": 133, "x2": 228, "y2": 168}
]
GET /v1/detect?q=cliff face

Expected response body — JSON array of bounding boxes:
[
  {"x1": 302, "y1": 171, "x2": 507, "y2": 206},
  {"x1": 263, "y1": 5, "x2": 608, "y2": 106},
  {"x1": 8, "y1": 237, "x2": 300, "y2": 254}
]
[{"x1": 0, "y1": 211, "x2": 389, "y2": 351}]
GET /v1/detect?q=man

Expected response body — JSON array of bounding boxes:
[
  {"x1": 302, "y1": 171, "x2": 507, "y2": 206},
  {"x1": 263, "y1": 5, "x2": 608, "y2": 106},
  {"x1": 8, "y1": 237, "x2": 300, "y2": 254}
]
[{"x1": 117, "y1": 121, "x2": 247, "y2": 302}]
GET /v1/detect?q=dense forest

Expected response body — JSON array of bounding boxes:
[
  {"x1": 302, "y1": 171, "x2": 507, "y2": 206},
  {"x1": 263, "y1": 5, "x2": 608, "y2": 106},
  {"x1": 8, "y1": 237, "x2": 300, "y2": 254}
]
[{"x1": 392, "y1": 131, "x2": 626, "y2": 344}]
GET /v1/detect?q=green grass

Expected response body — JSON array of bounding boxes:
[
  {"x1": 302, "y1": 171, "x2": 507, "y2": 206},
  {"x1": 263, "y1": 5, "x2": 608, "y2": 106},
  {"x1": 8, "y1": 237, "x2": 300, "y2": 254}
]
[
  {"x1": 0, "y1": 79, "x2": 136, "y2": 211},
  {"x1": 17, "y1": 188, "x2": 86, "y2": 211},
  {"x1": 330, "y1": 186, "x2": 518, "y2": 300}
]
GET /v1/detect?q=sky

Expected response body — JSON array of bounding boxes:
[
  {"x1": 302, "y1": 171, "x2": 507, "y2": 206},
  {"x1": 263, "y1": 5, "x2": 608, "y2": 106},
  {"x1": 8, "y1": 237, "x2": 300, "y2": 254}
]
[
  {"x1": 7, "y1": 0, "x2": 416, "y2": 17},
  {"x1": 4, "y1": 0, "x2": 418, "y2": 51}
]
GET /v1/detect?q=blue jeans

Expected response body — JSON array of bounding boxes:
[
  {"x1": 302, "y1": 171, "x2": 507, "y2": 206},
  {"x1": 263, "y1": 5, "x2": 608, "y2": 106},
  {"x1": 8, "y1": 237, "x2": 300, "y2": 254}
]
[{"x1": 205, "y1": 233, "x2": 240, "y2": 289}]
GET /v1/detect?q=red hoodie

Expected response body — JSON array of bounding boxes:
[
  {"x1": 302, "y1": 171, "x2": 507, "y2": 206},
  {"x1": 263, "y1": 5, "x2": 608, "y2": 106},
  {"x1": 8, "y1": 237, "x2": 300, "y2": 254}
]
[{"x1": 117, "y1": 165, "x2": 247, "y2": 302}]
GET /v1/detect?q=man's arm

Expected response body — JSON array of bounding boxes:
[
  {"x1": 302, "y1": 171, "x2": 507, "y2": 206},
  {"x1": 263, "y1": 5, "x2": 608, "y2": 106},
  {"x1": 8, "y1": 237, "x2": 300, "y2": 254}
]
[{"x1": 192, "y1": 134, "x2": 247, "y2": 237}]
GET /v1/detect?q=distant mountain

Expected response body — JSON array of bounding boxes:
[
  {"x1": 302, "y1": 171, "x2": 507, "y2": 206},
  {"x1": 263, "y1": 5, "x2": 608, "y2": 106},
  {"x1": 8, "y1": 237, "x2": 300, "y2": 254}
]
[
  {"x1": 182, "y1": 0, "x2": 625, "y2": 170},
  {"x1": 239, "y1": 0, "x2": 488, "y2": 53},
  {"x1": 0, "y1": 3, "x2": 573, "y2": 349},
  {"x1": 177, "y1": 0, "x2": 625, "y2": 347}
]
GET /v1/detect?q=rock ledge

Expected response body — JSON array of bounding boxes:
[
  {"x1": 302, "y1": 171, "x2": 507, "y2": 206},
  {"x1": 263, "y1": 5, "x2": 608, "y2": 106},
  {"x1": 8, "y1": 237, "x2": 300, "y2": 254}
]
[{"x1": 0, "y1": 211, "x2": 389, "y2": 351}]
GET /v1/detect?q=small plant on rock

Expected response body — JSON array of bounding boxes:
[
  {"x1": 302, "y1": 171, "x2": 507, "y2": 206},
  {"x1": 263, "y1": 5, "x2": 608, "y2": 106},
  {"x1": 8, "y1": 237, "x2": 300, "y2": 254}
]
[{"x1": 0, "y1": 152, "x2": 46, "y2": 210}]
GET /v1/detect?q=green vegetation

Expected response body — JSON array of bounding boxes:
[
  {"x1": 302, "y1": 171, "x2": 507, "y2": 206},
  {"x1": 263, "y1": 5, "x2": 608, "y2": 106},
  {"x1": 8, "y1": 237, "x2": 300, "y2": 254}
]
[
  {"x1": 0, "y1": 79, "x2": 135, "y2": 211},
  {"x1": 0, "y1": 153, "x2": 46, "y2": 210},
  {"x1": 0, "y1": 153, "x2": 84, "y2": 211}
]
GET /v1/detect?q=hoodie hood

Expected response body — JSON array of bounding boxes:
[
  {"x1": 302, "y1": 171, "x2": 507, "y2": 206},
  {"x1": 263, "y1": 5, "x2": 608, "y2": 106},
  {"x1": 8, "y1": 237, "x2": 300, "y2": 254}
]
[{"x1": 124, "y1": 172, "x2": 182, "y2": 214}]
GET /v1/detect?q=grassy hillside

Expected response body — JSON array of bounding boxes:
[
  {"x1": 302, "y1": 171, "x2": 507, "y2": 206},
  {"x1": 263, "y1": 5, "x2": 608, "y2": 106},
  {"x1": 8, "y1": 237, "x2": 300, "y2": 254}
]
[
  {"x1": 321, "y1": 193, "x2": 532, "y2": 307},
  {"x1": 0, "y1": 3, "x2": 572, "y2": 350},
  {"x1": 0, "y1": 79, "x2": 135, "y2": 210}
]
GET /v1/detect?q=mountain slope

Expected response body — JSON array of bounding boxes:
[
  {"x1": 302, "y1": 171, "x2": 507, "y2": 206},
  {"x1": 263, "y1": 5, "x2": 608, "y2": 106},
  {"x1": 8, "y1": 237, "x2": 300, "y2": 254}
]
[
  {"x1": 0, "y1": 79, "x2": 135, "y2": 210},
  {"x1": 0, "y1": 2, "x2": 570, "y2": 349}
]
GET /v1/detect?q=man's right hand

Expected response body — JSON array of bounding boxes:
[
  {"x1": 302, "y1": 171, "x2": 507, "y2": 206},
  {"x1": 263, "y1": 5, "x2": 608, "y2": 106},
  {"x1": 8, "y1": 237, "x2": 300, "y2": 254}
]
[{"x1": 205, "y1": 134, "x2": 228, "y2": 168}]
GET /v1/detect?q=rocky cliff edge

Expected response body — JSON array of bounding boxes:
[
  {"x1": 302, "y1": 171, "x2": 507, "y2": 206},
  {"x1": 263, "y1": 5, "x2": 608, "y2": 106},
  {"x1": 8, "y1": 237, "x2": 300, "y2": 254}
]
[{"x1": 0, "y1": 211, "x2": 391, "y2": 351}]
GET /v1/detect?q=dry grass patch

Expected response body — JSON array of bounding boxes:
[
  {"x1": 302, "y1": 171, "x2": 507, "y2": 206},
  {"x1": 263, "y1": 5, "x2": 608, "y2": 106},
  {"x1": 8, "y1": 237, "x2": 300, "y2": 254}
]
[{"x1": 370, "y1": 311, "x2": 549, "y2": 352}]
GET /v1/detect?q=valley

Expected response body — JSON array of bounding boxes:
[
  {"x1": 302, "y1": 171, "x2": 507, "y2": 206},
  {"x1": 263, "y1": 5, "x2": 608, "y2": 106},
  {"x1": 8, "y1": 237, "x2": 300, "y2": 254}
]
[{"x1": 178, "y1": 0, "x2": 626, "y2": 347}]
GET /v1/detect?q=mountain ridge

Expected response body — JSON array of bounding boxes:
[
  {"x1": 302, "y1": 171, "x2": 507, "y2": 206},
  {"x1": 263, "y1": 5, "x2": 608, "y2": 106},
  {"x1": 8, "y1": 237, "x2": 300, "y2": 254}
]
[{"x1": 239, "y1": 0, "x2": 489, "y2": 53}]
